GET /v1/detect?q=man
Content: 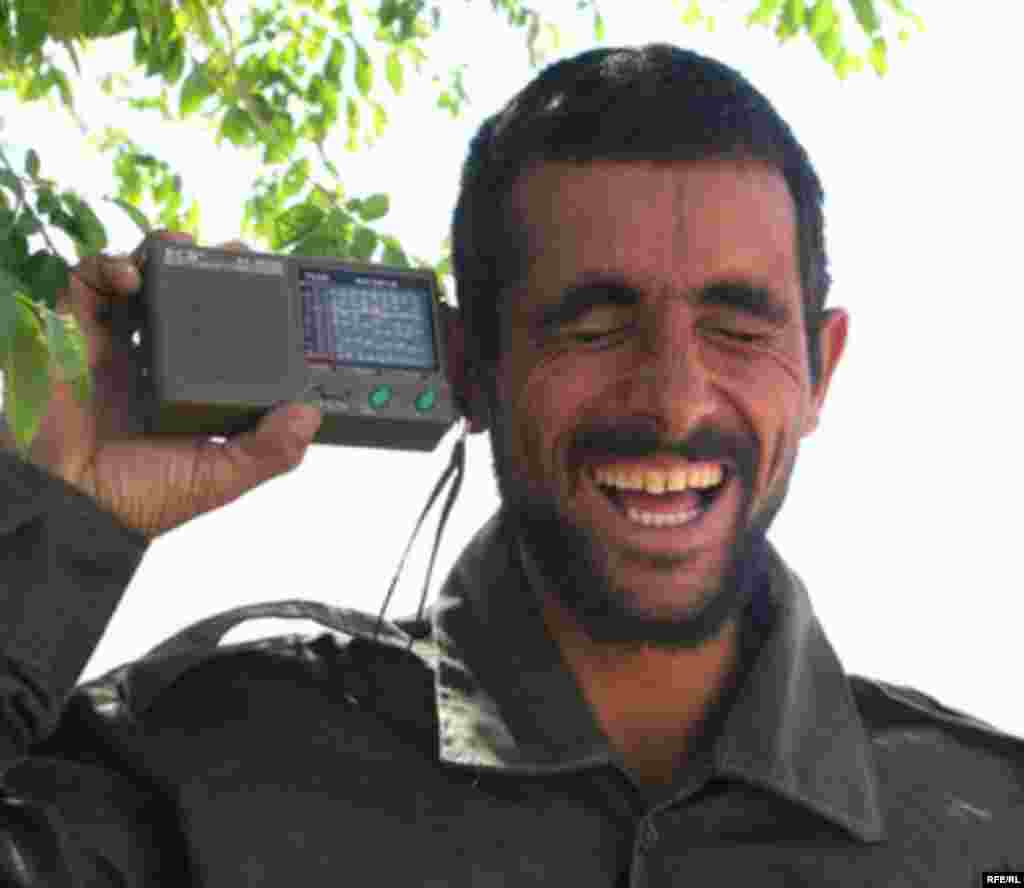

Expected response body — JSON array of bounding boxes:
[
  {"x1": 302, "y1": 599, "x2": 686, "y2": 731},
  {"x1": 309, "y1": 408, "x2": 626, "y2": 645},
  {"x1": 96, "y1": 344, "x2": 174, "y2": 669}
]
[{"x1": 1, "y1": 44, "x2": 1021, "y2": 886}]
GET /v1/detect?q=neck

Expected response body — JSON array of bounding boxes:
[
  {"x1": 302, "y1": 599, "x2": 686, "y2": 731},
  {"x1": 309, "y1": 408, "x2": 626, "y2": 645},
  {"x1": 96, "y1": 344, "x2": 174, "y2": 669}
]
[{"x1": 541, "y1": 594, "x2": 742, "y2": 791}]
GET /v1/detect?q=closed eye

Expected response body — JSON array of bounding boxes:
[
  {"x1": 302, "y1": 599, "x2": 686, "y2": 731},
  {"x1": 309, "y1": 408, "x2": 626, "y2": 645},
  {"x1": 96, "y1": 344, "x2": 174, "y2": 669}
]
[
  {"x1": 574, "y1": 326, "x2": 633, "y2": 344},
  {"x1": 563, "y1": 305, "x2": 634, "y2": 345},
  {"x1": 708, "y1": 326, "x2": 762, "y2": 343}
]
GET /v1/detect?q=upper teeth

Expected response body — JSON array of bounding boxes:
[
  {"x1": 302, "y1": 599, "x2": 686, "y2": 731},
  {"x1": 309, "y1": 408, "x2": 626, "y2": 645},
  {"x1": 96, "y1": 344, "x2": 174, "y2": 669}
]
[{"x1": 592, "y1": 463, "x2": 724, "y2": 494}]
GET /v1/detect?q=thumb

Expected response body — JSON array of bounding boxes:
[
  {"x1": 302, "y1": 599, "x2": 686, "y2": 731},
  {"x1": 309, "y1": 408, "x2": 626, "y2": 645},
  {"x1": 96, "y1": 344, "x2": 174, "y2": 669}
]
[
  {"x1": 247, "y1": 402, "x2": 323, "y2": 463},
  {"x1": 205, "y1": 403, "x2": 322, "y2": 501}
]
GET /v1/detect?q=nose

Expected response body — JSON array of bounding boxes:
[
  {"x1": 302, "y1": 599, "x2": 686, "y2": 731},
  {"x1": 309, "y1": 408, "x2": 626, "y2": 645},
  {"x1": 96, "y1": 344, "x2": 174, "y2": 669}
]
[{"x1": 620, "y1": 308, "x2": 717, "y2": 439}]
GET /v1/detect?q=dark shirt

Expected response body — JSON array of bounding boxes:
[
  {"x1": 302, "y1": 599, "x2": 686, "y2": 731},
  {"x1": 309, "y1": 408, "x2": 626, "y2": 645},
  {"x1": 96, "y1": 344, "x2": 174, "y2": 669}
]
[{"x1": 1, "y1": 450, "x2": 1022, "y2": 886}]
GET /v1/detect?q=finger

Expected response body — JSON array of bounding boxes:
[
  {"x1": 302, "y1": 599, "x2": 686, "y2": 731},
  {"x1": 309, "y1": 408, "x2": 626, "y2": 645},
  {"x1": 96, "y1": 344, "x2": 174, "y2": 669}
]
[
  {"x1": 81, "y1": 231, "x2": 195, "y2": 323},
  {"x1": 192, "y1": 403, "x2": 321, "y2": 515},
  {"x1": 59, "y1": 255, "x2": 133, "y2": 330},
  {"x1": 67, "y1": 255, "x2": 142, "y2": 327},
  {"x1": 217, "y1": 240, "x2": 252, "y2": 253}
]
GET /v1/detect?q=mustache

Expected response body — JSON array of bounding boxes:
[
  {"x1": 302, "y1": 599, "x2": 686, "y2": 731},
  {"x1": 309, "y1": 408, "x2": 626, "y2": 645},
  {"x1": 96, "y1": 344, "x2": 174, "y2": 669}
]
[{"x1": 573, "y1": 418, "x2": 755, "y2": 480}]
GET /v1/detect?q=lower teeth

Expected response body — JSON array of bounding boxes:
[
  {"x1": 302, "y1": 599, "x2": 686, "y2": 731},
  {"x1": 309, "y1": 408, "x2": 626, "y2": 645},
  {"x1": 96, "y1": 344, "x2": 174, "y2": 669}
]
[{"x1": 626, "y1": 506, "x2": 702, "y2": 528}]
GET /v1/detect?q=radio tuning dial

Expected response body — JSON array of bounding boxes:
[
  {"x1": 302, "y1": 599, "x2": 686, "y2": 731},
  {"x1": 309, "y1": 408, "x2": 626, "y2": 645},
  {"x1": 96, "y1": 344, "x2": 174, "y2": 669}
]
[
  {"x1": 368, "y1": 384, "x2": 393, "y2": 409},
  {"x1": 415, "y1": 388, "x2": 437, "y2": 413}
]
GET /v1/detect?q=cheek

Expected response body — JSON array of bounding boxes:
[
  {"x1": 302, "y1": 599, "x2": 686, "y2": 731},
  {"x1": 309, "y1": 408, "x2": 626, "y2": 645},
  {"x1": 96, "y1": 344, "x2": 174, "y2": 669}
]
[
  {"x1": 497, "y1": 355, "x2": 599, "y2": 488},
  {"x1": 735, "y1": 352, "x2": 811, "y2": 496}
]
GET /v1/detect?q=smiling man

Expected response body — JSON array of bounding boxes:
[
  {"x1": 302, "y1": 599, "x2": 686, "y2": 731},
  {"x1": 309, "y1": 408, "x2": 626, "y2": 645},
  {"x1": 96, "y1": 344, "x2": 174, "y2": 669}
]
[
  {"x1": 479, "y1": 155, "x2": 841, "y2": 791},
  {"x1": 445, "y1": 46, "x2": 852, "y2": 794},
  {"x1": 1, "y1": 44, "x2": 1023, "y2": 887}
]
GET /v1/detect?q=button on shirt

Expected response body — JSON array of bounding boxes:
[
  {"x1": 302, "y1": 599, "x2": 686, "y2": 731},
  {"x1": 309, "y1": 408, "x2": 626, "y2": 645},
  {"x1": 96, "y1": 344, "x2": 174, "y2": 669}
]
[{"x1": 1, "y1": 453, "x2": 1022, "y2": 886}]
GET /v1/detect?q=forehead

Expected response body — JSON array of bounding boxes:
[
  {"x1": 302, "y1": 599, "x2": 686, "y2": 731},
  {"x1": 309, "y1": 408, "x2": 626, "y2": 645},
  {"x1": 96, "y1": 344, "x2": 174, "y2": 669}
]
[{"x1": 509, "y1": 158, "x2": 800, "y2": 308}]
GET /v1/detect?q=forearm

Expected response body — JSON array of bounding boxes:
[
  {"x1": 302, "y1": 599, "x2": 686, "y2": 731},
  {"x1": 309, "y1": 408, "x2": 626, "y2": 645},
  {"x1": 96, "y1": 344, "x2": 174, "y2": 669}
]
[{"x1": 0, "y1": 449, "x2": 149, "y2": 764}]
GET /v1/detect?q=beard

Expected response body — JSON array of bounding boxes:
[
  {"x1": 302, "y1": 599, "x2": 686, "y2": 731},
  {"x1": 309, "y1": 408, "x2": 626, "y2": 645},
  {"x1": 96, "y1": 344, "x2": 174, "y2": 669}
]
[{"x1": 488, "y1": 401, "x2": 787, "y2": 650}]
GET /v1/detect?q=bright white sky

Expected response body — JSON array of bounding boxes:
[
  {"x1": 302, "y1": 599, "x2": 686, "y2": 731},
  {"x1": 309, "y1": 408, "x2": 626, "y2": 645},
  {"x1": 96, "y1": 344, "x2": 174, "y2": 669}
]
[{"x1": 3, "y1": 1, "x2": 1024, "y2": 736}]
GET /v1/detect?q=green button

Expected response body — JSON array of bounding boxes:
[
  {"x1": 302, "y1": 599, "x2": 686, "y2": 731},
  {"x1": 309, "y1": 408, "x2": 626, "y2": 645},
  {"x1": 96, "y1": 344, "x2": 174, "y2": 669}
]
[
  {"x1": 368, "y1": 385, "x2": 393, "y2": 409},
  {"x1": 415, "y1": 388, "x2": 437, "y2": 412}
]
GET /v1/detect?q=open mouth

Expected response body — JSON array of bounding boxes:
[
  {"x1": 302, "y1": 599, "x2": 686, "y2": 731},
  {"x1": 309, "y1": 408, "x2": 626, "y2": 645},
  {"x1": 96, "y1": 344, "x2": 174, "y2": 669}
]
[{"x1": 589, "y1": 463, "x2": 732, "y2": 530}]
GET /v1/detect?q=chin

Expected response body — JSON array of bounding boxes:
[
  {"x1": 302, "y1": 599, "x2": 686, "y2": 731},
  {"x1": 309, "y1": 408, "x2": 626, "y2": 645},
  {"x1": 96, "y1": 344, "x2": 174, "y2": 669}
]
[
  {"x1": 508, "y1": 494, "x2": 763, "y2": 651},
  {"x1": 558, "y1": 553, "x2": 751, "y2": 651}
]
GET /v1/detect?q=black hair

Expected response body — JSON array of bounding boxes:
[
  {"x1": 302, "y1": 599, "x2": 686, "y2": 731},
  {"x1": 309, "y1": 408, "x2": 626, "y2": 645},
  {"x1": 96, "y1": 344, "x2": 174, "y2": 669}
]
[{"x1": 451, "y1": 43, "x2": 831, "y2": 390}]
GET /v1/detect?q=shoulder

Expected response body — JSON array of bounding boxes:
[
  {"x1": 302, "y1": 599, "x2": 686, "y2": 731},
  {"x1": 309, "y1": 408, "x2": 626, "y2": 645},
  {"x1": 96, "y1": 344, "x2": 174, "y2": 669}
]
[
  {"x1": 74, "y1": 601, "x2": 440, "y2": 730},
  {"x1": 849, "y1": 675, "x2": 1024, "y2": 845},
  {"x1": 850, "y1": 675, "x2": 1024, "y2": 759}
]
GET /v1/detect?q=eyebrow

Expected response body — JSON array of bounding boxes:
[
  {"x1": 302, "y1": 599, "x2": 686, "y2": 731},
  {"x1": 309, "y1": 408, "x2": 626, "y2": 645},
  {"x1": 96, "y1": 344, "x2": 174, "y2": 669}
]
[{"x1": 537, "y1": 274, "x2": 793, "y2": 329}]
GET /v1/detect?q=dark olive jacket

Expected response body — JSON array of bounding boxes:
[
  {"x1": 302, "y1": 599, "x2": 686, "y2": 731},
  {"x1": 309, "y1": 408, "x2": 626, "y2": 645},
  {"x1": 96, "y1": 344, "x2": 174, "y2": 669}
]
[{"x1": 1, "y1": 450, "x2": 1022, "y2": 886}]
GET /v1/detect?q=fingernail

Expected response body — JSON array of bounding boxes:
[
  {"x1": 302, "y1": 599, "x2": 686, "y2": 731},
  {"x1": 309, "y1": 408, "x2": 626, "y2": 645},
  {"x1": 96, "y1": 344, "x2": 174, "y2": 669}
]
[
  {"x1": 107, "y1": 257, "x2": 141, "y2": 290},
  {"x1": 292, "y1": 406, "x2": 322, "y2": 437}
]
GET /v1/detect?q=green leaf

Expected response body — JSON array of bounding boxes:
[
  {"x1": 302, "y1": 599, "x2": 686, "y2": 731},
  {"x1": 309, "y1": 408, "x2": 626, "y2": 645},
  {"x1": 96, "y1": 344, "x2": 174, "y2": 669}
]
[
  {"x1": 381, "y1": 237, "x2": 409, "y2": 268},
  {"x1": 262, "y1": 111, "x2": 298, "y2": 165},
  {"x1": 0, "y1": 222, "x2": 29, "y2": 270},
  {"x1": 779, "y1": 0, "x2": 805, "y2": 38},
  {"x1": 332, "y1": 2, "x2": 353, "y2": 31},
  {"x1": 273, "y1": 203, "x2": 325, "y2": 249},
  {"x1": 355, "y1": 44, "x2": 372, "y2": 97},
  {"x1": 132, "y1": 30, "x2": 146, "y2": 67},
  {"x1": 359, "y1": 193, "x2": 389, "y2": 221},
  {"x1": 2, "y1": 297, "x2": 51, "y2": 456},
  {"x1": 82, "y1": 0, "x2": 118, "y2": 37},
  {"x1": 25, "y1": 149, "x2": 40, "y2": 179},
  {"x1": 385, "y1": 49, "x2": 403, "y2": 94},
  {"x1": 51, "y1": 68, "x2": 74, "y2": 109},
  {"x1": 324, "y1": 39, "x2": 345, "y2": 81},
  {"x1": 0, "y1": 268, "x2": 22, "y2": 361},
  {"x1": 33, "y1": 184, "x2": 56, "y2": 217},
  {"x1": 747, "y1": 0, "x2": 785, "y2": 26},
  {"x1": 294, "y1": 232, "x2": 345, "y2": 258},
  {"x1": 868, "y1": 35, "x2": 888, "y2": 75},
  {"x1": 379, "y1": 0, "x2": 397, "y2": 27},
  {"x1": 16, "y1": 7, "x2": 48, "y2": 56},
  {"x1": 14, "y1": 210, "x2": 41, "y2": 238},
  {"x1": 0, "y1": 169, "x2": 24, "y2": 200},
  {"x1": 62, "y1": 192, "x2": 108, "y2": 256},
  {"x1": 183, "y1": 201, "x2": 201, "y2": 238},
  {"x1": 815, "y1": 24, "x2": 843, "y2": 63},
  {"x1": 163, "y1": 37, "x2": 186, "y2": 84},
  {"x1": 849, "y1": 0, "x2": 881, "y2": 35},
  {"x1": 179, "y1": 64, "x2": 212, "y2": 117},
  {"x1": 46, "y1": 309, "x2": 90, "y2": 400},
  {"x1": 350, "y1": 226, "x2": 378, "y2": 261},
  {"x1": 371, "y1": 100, "x2": 387, "y2": 139},
  {"x1": 593, "y1": 11, "x2": 605, "y2": 41},
  {"x1": 835, "y1": 48, "x2": 864, "y2": 78},
  {"x1": 345, "y1": 97, "x2": 359, "y2": 151},
  {"x1": 305, "y1": 73, "x2": 326, "y2": 104},
  {"x1": 109, "y1": 197, "x2": 153, "y2": 235},
  {"x1": 24, "y1": 251, "x2": 70, "y2": 311},
  {"x1": 281, "y1": 158, "x2": 311, "y2": 199},
  {"x1": 809, "y1": 0, "x2": 835, "y2": 38},
  {"x1": 220, "y1": 106, "x2": 255, "y2": 146},
  {"x1": 680, "y1": 0, "x2": 703, "y2": 26}
]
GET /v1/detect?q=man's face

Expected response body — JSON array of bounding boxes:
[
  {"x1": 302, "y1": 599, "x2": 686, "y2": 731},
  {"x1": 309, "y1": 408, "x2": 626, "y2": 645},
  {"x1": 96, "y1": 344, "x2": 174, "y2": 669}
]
[{"x1": 483, "y1": 158, "x2": 847, "y2": 649}]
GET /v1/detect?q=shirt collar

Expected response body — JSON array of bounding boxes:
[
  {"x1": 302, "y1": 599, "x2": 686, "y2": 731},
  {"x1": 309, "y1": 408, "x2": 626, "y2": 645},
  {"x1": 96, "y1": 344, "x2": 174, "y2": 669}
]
[{"x1": 429, "y1": 510, "x2": 884, "y2": 842}]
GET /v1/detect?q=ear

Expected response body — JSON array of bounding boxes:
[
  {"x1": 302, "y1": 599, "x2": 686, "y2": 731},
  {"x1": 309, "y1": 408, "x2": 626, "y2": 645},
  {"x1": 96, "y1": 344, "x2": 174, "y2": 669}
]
[
  {"x1": 441, "y1": 303, "x2": 489, "y2": 434},
  {"x1": 803, "y1": 307, "x2": 849, "y2": 435}
]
